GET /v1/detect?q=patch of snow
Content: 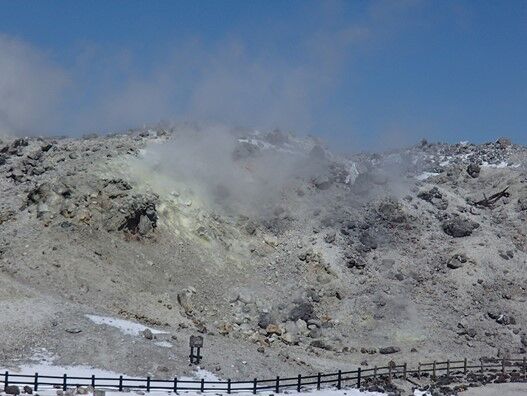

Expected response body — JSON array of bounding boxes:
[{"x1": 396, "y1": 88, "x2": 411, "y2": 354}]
[
  {"x1": 154, "y1": 341, "x2": 173, "y2": 348},
  {"x1": 413, "y1": 390, "x2": 432, "y2": 396},
  {"x1": 3, "y1": 352, "x2": 382, "y2": 395},
  {"x1": 416, "y1": 172, "x2": 440, "y2": 181},
  {"x1": 345, "y1": 162, "x2": 359, "y2": 184},
  {"x1": 85, "y1": 314, "x2": 168, "y2": 337},
  {"x1": 481, "y1": 161, "x2": 508, "y2": 168}
]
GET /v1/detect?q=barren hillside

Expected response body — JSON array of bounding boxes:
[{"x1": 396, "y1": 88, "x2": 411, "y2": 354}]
[{"x1": 0, "y1": 126, "x2": 526, "y2": 381}]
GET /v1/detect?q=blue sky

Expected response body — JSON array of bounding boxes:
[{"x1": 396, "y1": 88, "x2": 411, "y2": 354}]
[{"x1": 0, "y1": 0, "x2": 525, "y2": 151}]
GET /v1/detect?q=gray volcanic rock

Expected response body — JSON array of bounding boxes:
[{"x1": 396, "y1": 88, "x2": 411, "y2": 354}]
[
  {"x1": 0, "y1": 126, "x2": 525, "y2": 381},
  {"x1": 442, "y1": 217, "x2": 480, "y2": 237}
]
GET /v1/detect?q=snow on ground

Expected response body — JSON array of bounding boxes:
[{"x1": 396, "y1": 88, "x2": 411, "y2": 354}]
[
  {"x1": 1, "y1": 350, "x2": 383, "y2": 396},
  {"x1": 85, "y1": 315, "x2": 168, "y2": 336},
  {"x1": 415, "y1": 172, "x2": 440, "y2": 181}
]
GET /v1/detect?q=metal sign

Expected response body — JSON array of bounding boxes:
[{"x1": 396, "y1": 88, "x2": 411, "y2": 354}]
[
  {"x1": 190, "y1": 335, "x2": 203, "y2": 348},
  {"x1": 189, "y1": 335, "x2": 204, "y2": 364}
]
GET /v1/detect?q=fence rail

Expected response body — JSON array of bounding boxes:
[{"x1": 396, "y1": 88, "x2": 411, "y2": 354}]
[{"x1": 2, "y1": 357, "x2": 526, "y2": 393}]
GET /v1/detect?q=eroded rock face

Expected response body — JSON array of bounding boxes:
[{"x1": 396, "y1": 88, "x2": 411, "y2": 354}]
[{"x1": 118, "y1": 201, "x2": 158, "y2": 236}]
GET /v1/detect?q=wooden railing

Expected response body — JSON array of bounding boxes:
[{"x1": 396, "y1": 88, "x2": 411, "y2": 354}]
[{"x1": 2, "y1": 357, "x2": 526, "y2": 393}]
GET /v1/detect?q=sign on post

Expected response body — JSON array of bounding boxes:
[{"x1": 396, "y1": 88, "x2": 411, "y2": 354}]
[{"x1": 189, "y1": 335, "x2": 204, "y2": 364}]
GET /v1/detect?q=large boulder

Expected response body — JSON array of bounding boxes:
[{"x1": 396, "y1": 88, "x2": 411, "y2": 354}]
[
  {"x1": 5, "y1": 386, "x2": 20, "y2": 395},
  {"x1": 288, "y1": 301, "x2": 314, "y2": 322},
  {"x1": 442, "y1": 217, "x2": 479, "y2": 237}
]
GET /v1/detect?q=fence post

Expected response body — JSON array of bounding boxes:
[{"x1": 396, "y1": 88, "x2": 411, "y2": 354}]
[
  {"x1": 119, "y1": 375, "x2": 123, "y2": 392},
  {"x1": 200, "y1": 378, "x2": 204, "y2": 393},
  {"x1": 480, "y1": 358, "x2": 483, "y2": 373},
  {"x1": 417, "y1": 363, "x2": 421, "y2": 380},
  {"x1": 316, "y1": 373, "x2": 321, "y2": 390},
  {"x1": 374, "y1": 366, "x2": 377, "y2": 380},
  {"x1": 63, "y1": 374, "x2": 67, "y2": 391},
  {"x1": 4, "y1": 371, "x2": 8, "y2": 387},
  {"x1": 446, "y1": 360, "x2": 450, "y2": 377},
  {"x1": 403, "y1": 363, "x2": 407, "y2": 380},
  {"x1": 432, "y1": 361, "x2": 436, "y2": 380},
  {"x1": 147, "y1": 376, "x2": 151, "y2": 393},
  {"x1": 502, "y1": 358, "x2": 505, "y2": 374},
  {"x1": 34, "y1": 373, "x2": 39, "y2": 392},
  {"x1": 275, "y1": 376, "x2": 280, "y2": 394},
  {"x1": 388, "y1": 365, "x2": 392, "y2": 382},
  {"x1": 357, "y1": 367, "x2": 361, "y2": 388},
  {"x1": 253, "y1": 378, "x2": 257, "y2": 394},
  {"x1": 91, "y1": 374, "x2": 95, "y2": 388},
  {"x1": 174, "y1": 377, "x2": 178, "y2": 393},
  {"x1": 297, "y1": 374, "x2": 301, "y2": 392},
  {"x1": 337, "y1": 370, "x2": 342, "y2": 389},
  {"x1": 464, "y1": 358, "x2": 467, "y2": 375},
  {"x1": 227, "y1": 378, "x2": 231, "y2": 394}
]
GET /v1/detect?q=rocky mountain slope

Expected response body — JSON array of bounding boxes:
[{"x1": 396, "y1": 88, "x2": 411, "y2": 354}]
[{"x1": 0, "y1": 126, "x2": 526, "y2": 382}]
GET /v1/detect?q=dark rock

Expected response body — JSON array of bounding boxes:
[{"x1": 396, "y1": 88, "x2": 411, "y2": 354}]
[
  {"x1": 142, "y1": 329, "x2": 154, "y2": 339},
  {"x1": 496, "y1": 314, "x2": 516, "y2": 325},
  {"x1": 324, "y1": 231, "x2": 336, "y2": 244},
  {"x1": 360, "y1": 347, "x2": 377, "y2": 354},
  {"x1": 288, "y1": 301, "x2": 314, "y2": 322},
  {"x1": 418, "y1": 187, "x2": 448, "y2": 210},
  {"x1": 258, "y1": 312, "x2": 272, "y2": 329},
  {"x1": 447, "y1": 253, "x2": 468, "y2": 269},
  {"x1": 496, "y1": 137, "x2": 512, "y2": 149},
  {"x1": 442, "y1": 217, "x2": 479, "y2": 237},
  {"x1": 377, "y1": 199, "x2": 406, "y2": 223},
  {"x1": 467, "y1": 163, "x2": 481, "y2": 178},
  {"x1": 308, "y1": 327, "x2": 322, "y2": 338},
  {"x1": 488, "y1": 312, "x2": 516, "y2": 325},
  {"x1": 359, "y1": 232, "x2": 378, "y2": 250},
  {"x1": 310, "y1": 339, "x2": 334, "y2": 351},
  {"x1": 23, "y1": 386, "x2": 33, "y2": 394},
  {"x1": 417, "y1": 186, "x2": 442, "y2": 202},
  {"x1": 379, "y1": 346, "x2": 400, "y2": 354},
  {"x1": 5, "y1": 385, "x2": 20, "y2": 395},
  {"x1": 313, "y1": 176, "x2": 332, "y2": 190}
]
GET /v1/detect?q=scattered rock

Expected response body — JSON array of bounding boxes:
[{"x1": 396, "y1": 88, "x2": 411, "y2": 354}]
[
  {"x1": 5, "y1": 386, "x2": 20, "y2": 395},
  {"x1": 379, "y1": 346, "x2": 400, "y2": 354},
  {"x1": 467, "y1": 163, "x2": 481, "y2": 178},
  {"x1": 447, "y1": 253, "x2": 468, "y2": 269},
  {"x1": 442, "y1": 217, "x2": 479, "y2": 237},
  {"x1": 288, "y1": 301, "x2": 314, "y2": 322},
  {"x1": 359, "y1": 232, "x2": 378, "y2": 251},
  {"x1": 142, "y1": 329, "x2": 154, "y2": 340},
  {"x1": 324, "y1": 231, "x2": 336, "y2": 244}
]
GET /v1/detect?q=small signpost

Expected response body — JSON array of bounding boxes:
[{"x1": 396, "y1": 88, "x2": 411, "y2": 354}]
[{"x1": 189, "y1": 335, "x2": 203, "y2": 365}]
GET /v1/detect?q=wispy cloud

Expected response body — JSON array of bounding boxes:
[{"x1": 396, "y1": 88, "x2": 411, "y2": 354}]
[
  {"x1": 0, "y1": 34, "x2": 68, "y2": 136},
  {"x1": 0, "y1": 1, "x2": 426, "y2": 142}
]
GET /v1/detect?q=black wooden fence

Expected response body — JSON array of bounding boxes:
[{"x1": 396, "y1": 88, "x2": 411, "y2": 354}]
[{"x1": 1, "y1": 357, "x2": 526, "y2": 393}]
